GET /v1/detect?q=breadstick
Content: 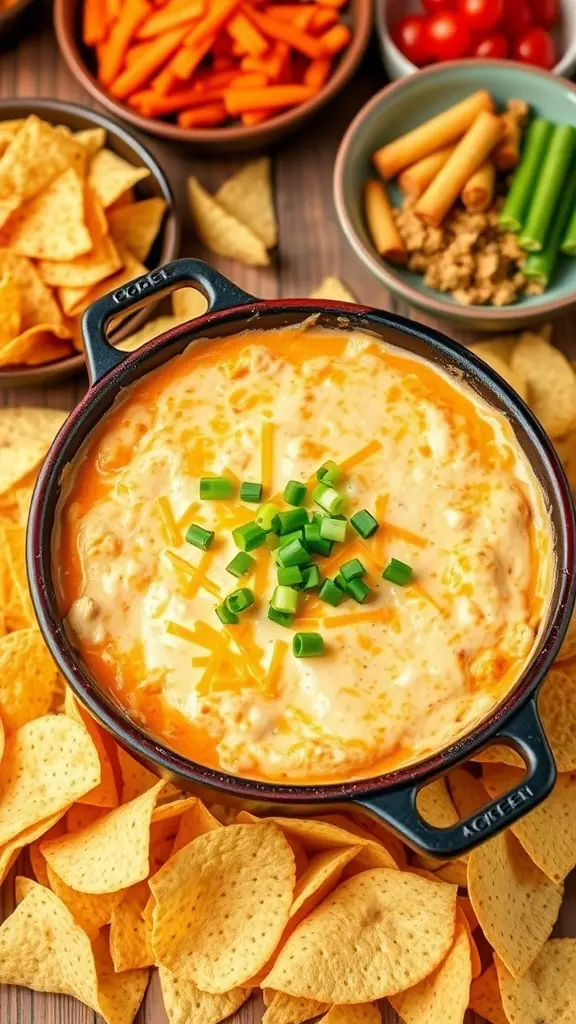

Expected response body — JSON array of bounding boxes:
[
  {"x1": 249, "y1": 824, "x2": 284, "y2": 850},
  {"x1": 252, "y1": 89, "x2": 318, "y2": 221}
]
[
  {"x1": 415, "y1": 111, "x2": 502, "y2": 227},
  {"x1": 495, "y1": 98, "x2": 529, "y2": 171},
  {"x1": 364, "y1": 180, "x2": 407, "y2": 264},
  {"x1": 461, "y1": 160, "x2": 496, "y2": 212},
  {"x1": 398, "y1": 146, "x2": 456, "y2": 199},
  {"x1": 373, "y1": 90, "x2": 494, "y2": 180}
]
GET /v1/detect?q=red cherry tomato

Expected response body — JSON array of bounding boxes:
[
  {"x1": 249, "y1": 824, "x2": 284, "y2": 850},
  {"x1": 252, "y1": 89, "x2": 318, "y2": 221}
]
[
  {"x1": 424, "y1": 12, "x2": 473, "y2": 60},
  {"x1": 391, "y1": 14, "x2": 431, "y2": 65},
  {"x1": 472, "y1": 31, "x2": 510, "y2": 57},
  {"x1": 456, "y1": 0, "x2": 503, "y2": 32},
  {"x1": 422, "y1": 0, "x2": 456, "y2": 12},
  {"x1": 501, "y1": 0, "x2": 533, "y2": 36},
  {"x1": 530, "y1": 0, "x2": 559, "y2": 29},
  {"x1": 514, "y1": 26, "x2": 556, "y2": 68}
]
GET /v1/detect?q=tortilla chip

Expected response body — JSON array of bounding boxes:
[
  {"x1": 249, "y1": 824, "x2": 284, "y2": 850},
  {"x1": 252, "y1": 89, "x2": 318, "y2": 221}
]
[
  {"x1": 0, "y1": 271, "x2": 21, "y2": 343},
  {"x1": 0, "y1": 115, "x2": 87, "y2": 226},
  {"x1": 0, "y1": 119, "x2": 24, "y2": 157},
  {"x1": 92, "y1": 932, "x2": 149, "y2": 1024},
  {"x1": 538, "y1": 665, "x2": 576, "y2": 771},
  {"x1": 0, "y1": 627, "x2": 61, "y2": 730},
  {"x1": 46, "y1": 863, "x2": 121, "y2": 939},
  {"x1": 67, "y1": 804, "x2": 105, "y2": 833},
  {"x1": 0, "y1": 249, "x2": 64, "y2": 329},
  {"x1": 172, "y1": 286, "x2": 208, "y2": 321},
  {"x1": 468, "y1": 335, "x2": 518, "y2": 364},
  {"x1": 236, "y1": 812, "x2": 397, "y2": 870},
  {"x1": 64, "y1": 688, "x2": 118, "y2": 808},
  {"x1": 389, "y1": 918, "x2": 471, "y2": 1024},
  {"x1": 469, "y1": 962, "x2": 508, "y2": 1024},
  {"x1": 482, "y1": 763, "x2": 576, "y2": 883},
  {"x1": 0, "y1": 324, "x2": 72, "y2": 367},
  {"x1": 468, "y1": 827, "x2": 562, "y2": 978},
  {"x1": 88, "y1": 148, "x2": 150, "y2": 209},
  {"x1": 2, "y1": 523, "x2": 35, "y2": 629},
  {"x1": 496, "y1": 939, "x2": 576, "y2": 1024},
  {"x1": 262, "y1": 992, "x2": 329, "y2": 1024},
  {"x1": 215, "y1": 156, "x2": 277, "y2": 250},
  {"x1": 37, "y1": 186, "x2": 122, "y2": 288},
  {"x1": 311, "y1": 813, "x2": 404, "y2": 871},
  {"x1": 468, "y1": 343, "x2": 528, "y2": 401},
  {"x1": 417, "y1": 777, "x2": 459, "y2": 829},
  {"x1": 75, "y1": 127, "x2": 107, "y2": 155},
  {"x1": 110, "y1": 880, "x2": 155, "y2": 972},
  {"x1": 187, "y1": 176, "x2": 269, "y2": 267},
  {"x1": 456, "y1": 903, "x2": 481, "y2": 978},
  {"x1": 317, "y1": 1006, "x2": 381, "y2": 1024},
  {"x1": 115, "y1": 314, "x2": 184, "y2": 352},
  {"x1": 555, "y1": 603, "x2": 576, "y2": 662},
  {"x1": 309, "y1": 277, "x2": 356, "y2": 303},
  {"x1": 0, "y1": 810, "x2": 67, "y2": 887},
  {"x1": 58, "y1": 245, "x2": 147, "y2": 319},
  {"x1": 116, "y1": 745, "x2": 180, "y2": 803},
  {"x1": 172, "y1": 798, "x2": 222, "y2": 854},
  {"x1": 510, "y1": 332, "x2": 576, "y2": 437},
  {"x1": 108, "y1": 196, "x2": 167, "y2": 262},
  {"x1": 448, "y1": 765, "x2": 490, "y2": 818},
  {"x1": 348, "y1": 812, "x2": 408, "y2": 868},
  {"x1": 7, "y1": 167, "x2": 92, "y2": 261},
  {"x1": 262, "y1": 869, "x2": 457, "y2": 1002},
  {"x1": 159, "y1": 965, "x2": 250, "y2": 1024},
  {"x1": 0, "y1": 714, "x2": 100, "y2": 847},
  {"x1": 41, "y1": 780, "x2": 165, "y2": 894},
  {"x1": 433, "y1": 861, "x2": 469, "y2": 888},
  {"x1": 28, "y1": 816, "x2": 67, "y2": 886},
  {"x1": 150, "y1": 823, "x2": 295, "y2": 992},
  {"x1": 288, "y1": 846, "x2": 360, "y2": 929}
]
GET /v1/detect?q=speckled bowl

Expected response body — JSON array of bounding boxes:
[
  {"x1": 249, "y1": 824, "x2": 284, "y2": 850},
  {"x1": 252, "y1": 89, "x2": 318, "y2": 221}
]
[{"x1": 334, "y1": 60, "x2": 576, "y2": 333}]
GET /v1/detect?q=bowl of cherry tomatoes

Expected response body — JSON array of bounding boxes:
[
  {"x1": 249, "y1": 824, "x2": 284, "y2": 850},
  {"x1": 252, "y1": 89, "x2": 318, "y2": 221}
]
[{"x1": 377, "y1": 0, "x2": 576, "y2": 80}]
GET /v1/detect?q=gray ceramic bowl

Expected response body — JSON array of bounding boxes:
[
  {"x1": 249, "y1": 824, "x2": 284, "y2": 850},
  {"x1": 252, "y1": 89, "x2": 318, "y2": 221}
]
[{"x1": 334, "y1": 60, "x2": 576, "y2": 333}]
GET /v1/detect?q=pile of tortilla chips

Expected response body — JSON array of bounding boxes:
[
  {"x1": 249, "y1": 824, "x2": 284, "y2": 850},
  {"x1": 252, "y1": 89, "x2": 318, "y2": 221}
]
[
  {"x1": 2, "y1": 324, "x2": 576, "y2": 1024},
  {"x1": 0, "y1": 114, "x2": 167, "y2": 369}
]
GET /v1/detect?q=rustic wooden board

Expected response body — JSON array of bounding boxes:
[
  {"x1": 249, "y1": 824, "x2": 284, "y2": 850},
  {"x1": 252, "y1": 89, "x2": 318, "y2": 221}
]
[{"x1": 0, "y1": 4, "x2": 574, "y2": 1022}]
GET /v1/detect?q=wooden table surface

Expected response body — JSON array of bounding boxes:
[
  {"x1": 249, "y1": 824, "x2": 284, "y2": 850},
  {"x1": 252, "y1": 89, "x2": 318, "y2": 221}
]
[{"x1": 1, "y1": 3, "x2": 575, "y2": 1022}]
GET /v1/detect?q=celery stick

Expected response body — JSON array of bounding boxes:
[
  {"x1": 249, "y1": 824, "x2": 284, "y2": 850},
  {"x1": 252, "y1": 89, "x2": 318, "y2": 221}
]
[
  {"x1": 500, "y1": 118, "x2": 553, "y2": 232},
  {"x1": 560, "y1": 203, "x2": 576, "y2": 255},
  {"x1": 523, "y1": 165, "x2": 576, "y2": 286},
  {"x1": 519, "y1": 124, "x2": 576, "y2": 252}
]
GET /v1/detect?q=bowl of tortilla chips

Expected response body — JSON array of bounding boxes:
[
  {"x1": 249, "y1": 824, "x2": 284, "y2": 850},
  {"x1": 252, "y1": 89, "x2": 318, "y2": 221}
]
[{"x1": 0, "y1": 98, "x2": 178, "y2": 387}]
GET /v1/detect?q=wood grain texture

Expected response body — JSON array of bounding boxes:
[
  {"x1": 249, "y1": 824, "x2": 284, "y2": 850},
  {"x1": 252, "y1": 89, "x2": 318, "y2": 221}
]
[{"x1": 0, "y1": 3, "x2": 574, "y2": 1022}]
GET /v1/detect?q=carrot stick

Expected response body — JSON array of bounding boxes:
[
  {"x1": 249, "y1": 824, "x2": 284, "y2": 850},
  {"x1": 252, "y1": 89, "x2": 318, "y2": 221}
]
[
  {"x1": 230, "y1": 72, "x2": 269, "y2": 87},
  {"x1": 109, "y1": 26, "x2": 189, "y2": 97},
  {"x1": 150, "y1": 63, "x2": 180, "y2": 94},
  {"x1": 244, "y1": 6, "x2": 325, "y2": 58},
  {"x1": 317, "y1": 22, "x2": 350, "y2": 54},
  {"x1": 415, "y1": 111, "x2": 502, "y2": 227},
  {"x1": 265, "y1": 4, "x2": 315, "y2": 29},
  {"x1": 303, "y1": 55, "x2": 331, "y2": 88},
  {"x1": 225, "y1": 83, "x2": 315, "y2": 114},
  {"x1": 106, "y1": 0, "x2": 122, "y2": 17},
  {"x1": 397, "y1": 146, "x2": 456, "y2": 199},
  {"x1": 241, "y1": 109, "x2": 272, "y2": 124},
  {"x1": 170, "y1": 33, "x2": 215, "y2": 79},
  {"x1": 83, "y1": 0, "x2": 108, "y2": 45},
  {"x1": 182, "y1": 0, "x2": 245, "y2": 51},
  {"x1": 227, "y1": 11, "x2": 269, "y2": 55},
  {"x1": 364, "y1": 180, "x2": 407, "y2": 264},
  {"x1": 373, "y1": 89, "x2": 494, "y2": 180},
  {"x1": 178, "y1": 101, "x2": 228, "y2": 126},
  {"x1": 213, "y1": 54, "x2": 235, "y2": 70},
  {"x1": 309, "y1": 6, "x2": 338, "y2": 33},
  {"x1": 128, "y1": 83, "x2": 227, "y2": 115},
  {"x1": 317, "y1": 0, "x2": 346, "y2": 7},
  {"x1": 461, "y1": 160, "x2": 496, "y2": 213},
  {"x1": 99, "y1": 0, "x2": 152, "y2": 87},
  {"x1": 125, "y1": 38, "x2": 157, "y2": 66},
  {"x1": 240, "y1": 39, "x2": 288, "y2": 79},
  {"x1": 136, "y1": 0, "x2": 204, "y2": 38}
]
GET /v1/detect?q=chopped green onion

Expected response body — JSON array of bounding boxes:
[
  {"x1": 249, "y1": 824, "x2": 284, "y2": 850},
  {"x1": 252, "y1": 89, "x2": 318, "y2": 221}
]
[
  {"x1": 304, "y1": 522, "x2": 332, "y2": 557},
  {"x1": 350, "y1": 509, "x2": 378, "y2": 539},
  {"x1": 216, "y1": 602, "x2": 238, "y2": 624},
  {"x1": 347, "y1": 578, "x2": 371, "y2": 603},
  {"x1": 316, "y1": 460, "x2": 341, "y2": 485},
  {"x1": 267, "y1": 533, "x2": 279, "y2": 552},
  {"x1": 277, "y1": 565, "x2": 303, "y2": 587},
  {"x1": 268, "y1": 606, "x2": 294, "y2": 628},
  {"x1": 301, "y1": 564, "x2": 322, "y2": 590},
  {"x1": 185, "y1": 523, "x2": 214, "y2": 551},
  {"x1": 283, "y1": 480, "x2": 307, "y2": 506},
  {"x1": 276, "y1": 507, "x2": 308, "y2": 535},
  {"x1": 278, "y1": 528, "x2": 304, "y2": 548},
  {"x1": 240, "y1": 481, "x2": 263, "y2": 503},
  {"x1": 312, "y1": 482, "x2": 345, "y2": 515},
  {"x1": 226, "y1": 551, "x2": 255, "y2": 577},
  {"x1": 382, "y1": 558, "x2": 413, "y2": 586},
  {"x1": 271, "y1": 585, "x2": 299, "y2": 614},
  {"x1": 319, "y1": 578, "x2": 345, "y2": 607},
  {"x1": 293, "y1": 632, "x2": 324, "y2": 657},
  {"x1": 226, "y1": 588, "x2": 255, "y2": 614},
  {"x1": 277, "y1": 537, "x2": 310, "y2": 567},
  {"x1": 340, "y1": 558, "x2": 365, "y2": 582},
  {"x1": 319, "y1": 517, "x2": 347, "y2": 543},
  {"x1": 334, "y1": 573, "x2": 348, "y2": 592},
  {"x1": 199, "y1": 477, "x2": 234, "y2": 500},
  {"x1": 232, "y1": 521, "x2": 267, "y2": 552},
  {"x1": 256, "y1": 502, "x2": 280, "y2": 533}
]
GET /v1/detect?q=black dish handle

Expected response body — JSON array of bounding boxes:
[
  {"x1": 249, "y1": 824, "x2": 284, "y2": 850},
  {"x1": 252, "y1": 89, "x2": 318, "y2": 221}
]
[
  {"x1": 355, "y1": 697, "x2": 555, "y2": 858},
  {"x1": 82, "y1": 258, "x2": 256, "y2": 385}
]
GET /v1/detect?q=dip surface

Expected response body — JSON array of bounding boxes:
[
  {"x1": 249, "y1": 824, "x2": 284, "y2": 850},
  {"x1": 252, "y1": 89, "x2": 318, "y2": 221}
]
[{"x1": 54, "y1": 326, "x2": 552, "y2": 783}]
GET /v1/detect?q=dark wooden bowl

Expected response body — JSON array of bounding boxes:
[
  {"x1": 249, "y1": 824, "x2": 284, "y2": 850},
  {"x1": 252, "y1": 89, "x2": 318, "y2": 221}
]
[
  {"x1": 54, "y1": 0, "x2": 373, "y2": 153},
  {"x1": 0, "y1": 98, "x2": 179, "y2": 389}
]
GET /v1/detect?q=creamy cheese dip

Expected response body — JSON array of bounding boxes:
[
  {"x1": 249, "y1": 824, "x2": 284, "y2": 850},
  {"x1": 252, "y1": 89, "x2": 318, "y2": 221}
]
[{"x1": 54, "y1": 326, "x2": 552, "y2": 783}]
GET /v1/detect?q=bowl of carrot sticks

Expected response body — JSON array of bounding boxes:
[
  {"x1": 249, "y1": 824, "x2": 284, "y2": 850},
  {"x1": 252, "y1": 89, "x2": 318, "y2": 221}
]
[
  {"x1": 334, "y1": 59, "x2": 576, "y2": 332},
  {"x1": 54, "y1": 0, "x2": 372, "y2": 151}
]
